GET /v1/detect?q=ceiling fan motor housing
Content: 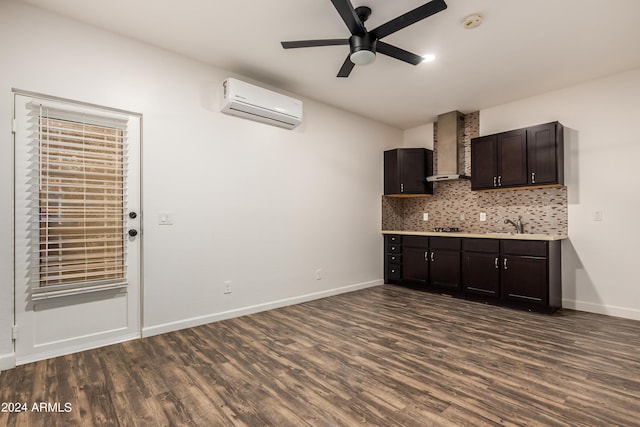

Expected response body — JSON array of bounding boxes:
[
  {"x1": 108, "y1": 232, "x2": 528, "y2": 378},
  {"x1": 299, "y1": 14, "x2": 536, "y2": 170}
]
[{"x1": 349, "y1": 33, "x2": 377, "y2": 53}]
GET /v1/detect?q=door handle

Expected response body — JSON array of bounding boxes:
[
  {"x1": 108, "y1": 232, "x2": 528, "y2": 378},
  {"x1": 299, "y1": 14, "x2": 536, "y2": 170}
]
[{"x1": 128, "y1": 229, "x2": 138, "y2": 237}]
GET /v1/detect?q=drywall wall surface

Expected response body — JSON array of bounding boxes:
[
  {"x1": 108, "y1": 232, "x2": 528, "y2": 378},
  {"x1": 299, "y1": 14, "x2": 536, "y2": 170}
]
[{"x1": 403, "y1": 123, "x2": 434, "y2": 149}]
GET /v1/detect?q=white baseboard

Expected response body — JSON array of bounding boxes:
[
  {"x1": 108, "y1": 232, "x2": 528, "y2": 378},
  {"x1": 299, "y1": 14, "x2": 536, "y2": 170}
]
[
  {"x1": 563, "y1": 298, "x2": 640, "y2": 321},
  {"x1": 0, "y1": 352, "x2": 16, "y2": 371},
  {"x1": 142, "y1": 279, "x2": 383, "y2": 338}
]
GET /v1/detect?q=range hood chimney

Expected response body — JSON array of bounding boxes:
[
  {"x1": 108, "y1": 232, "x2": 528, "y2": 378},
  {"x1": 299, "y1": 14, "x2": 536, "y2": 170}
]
[{"x1": 426, "y1": 111, "x2": 469, "y2": 182}]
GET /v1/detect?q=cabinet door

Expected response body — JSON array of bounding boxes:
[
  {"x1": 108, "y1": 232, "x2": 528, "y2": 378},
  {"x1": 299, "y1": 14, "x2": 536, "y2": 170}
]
[
  {"x1": 399, "y1": 149, "x2": 428, "y2": 194},
  {"x1": 527, "y1": 122, "x2": 559, "y2": 185},
  {"x1": 462, "y1": 252, "x2": 500, "y2": 296},
  {"x1": 384, "y1": 149, "x2": 432, "y2": 195},
  {"x1": 498, "y1": 129, "x2": 528, "y2": 187},
  {"x1": 429, "y1": 249, "x2": 461, "y2": 290},
  {"x1": 402, "y1": 246, "x2": 429, "y2": 286},
  {"x1": 471, "y1": 135, "x2": 497, "y2": 190},
  {"x1": 501, "y1": 256, "x2": 548, "y2": 305}
]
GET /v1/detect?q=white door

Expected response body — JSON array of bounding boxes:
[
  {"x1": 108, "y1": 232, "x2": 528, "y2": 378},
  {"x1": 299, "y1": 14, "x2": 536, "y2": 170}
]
[{"x1": 13, "y1": 93, "x2": 141, "y2": 364}]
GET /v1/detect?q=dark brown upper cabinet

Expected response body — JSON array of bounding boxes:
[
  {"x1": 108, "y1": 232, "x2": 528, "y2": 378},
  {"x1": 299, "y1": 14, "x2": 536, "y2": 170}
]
[
  {"x1": 384, "y1": 148, "x2": 433, "y2": 196},
  {"x1": 527, "y1": 122, "x2": 564, "y2": 186},
  {"x1": 471, "y1": 122, "x2": 563, "y2": 191}
]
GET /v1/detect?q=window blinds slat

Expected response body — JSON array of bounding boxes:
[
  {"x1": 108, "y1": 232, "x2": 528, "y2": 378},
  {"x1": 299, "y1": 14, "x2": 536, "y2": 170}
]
[{"x1": 27, "y1": 103, "x2": 129, "y2": 293}]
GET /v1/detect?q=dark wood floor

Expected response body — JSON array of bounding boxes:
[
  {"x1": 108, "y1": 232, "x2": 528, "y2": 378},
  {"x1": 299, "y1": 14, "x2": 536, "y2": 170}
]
[{"x1": 2, "y1": 285, "x2": 640, "y2": 426}]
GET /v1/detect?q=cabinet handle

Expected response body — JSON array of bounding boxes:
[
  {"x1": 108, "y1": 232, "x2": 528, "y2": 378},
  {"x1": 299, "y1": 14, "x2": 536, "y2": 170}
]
[
  {"x1": 493, "y1": 176, "x2": 497, "y2": 187},
  {"x1": 495, "y1": 257, "x2": 499, "y2": 269},
  {"x1": 424, "y1": 251, "x2": 429, "y2": 261},
  {"x1": 531, "y1": 172, "x2": 536, "y2": 183},
  {"x1": 431, "y1": 252, "x2": 435, "y2": 262},
  {"x1": 503, "y1": 258, "x2": 508, "y2": 270},
  {"x1": 498, "y1": 176, "x2": 502, "y2": 186},
  {"x1": 401, "y1": 183, "x2": 404, "y2": 193}
]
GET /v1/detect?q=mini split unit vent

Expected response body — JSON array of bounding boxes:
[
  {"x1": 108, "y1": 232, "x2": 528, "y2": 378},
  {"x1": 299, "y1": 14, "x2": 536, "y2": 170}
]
[{"x1": 220, "y1": 78, "x2": 303, "y2": 130}]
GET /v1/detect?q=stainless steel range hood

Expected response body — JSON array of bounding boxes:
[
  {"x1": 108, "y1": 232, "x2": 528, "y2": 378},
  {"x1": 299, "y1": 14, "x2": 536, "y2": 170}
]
[{"x1": 426, "y1": 111, "x2": 470, "y2": 182}]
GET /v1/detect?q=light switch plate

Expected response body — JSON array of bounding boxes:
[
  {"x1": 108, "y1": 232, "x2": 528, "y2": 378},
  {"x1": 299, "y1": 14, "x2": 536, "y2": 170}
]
[
  {"x1": 480, "y1": 212, "x2": 487, "y2": 222},
  {"x1": 158, "y1": 212, "x2": 174, "y2": 225}
]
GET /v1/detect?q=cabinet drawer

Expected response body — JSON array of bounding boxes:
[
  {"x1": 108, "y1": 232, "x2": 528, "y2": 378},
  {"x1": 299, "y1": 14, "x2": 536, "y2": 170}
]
[
  {"x1": 387, "y1": 254, "x2": 402, "y2": 265},
  {"x1": 430, "y1": 237, "x2": 461, "y2": 250},
  {"x1": 386, "y1": 234, "x2": 401, "y2": 244},
  {"x1": 463, "y1": 238, "x2": 499, "y2": 253},
  {"x1": 402, "y1": 235, "x2": 429, "y2": 248},
  {"x1": 501, "y1": 240, "x2": 547, "y2": 257},
  {"x1": 387, "y1": 244, "x2": 401, "y2": 254},
  {"x1": 387, "y1": 264, "x2": 401, "y2": 280}
]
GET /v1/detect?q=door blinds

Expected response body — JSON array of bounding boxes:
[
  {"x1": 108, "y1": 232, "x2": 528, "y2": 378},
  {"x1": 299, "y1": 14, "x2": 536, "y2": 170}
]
[{"x1": 26, "y1": 101, "x2": 130, "y2": 300}]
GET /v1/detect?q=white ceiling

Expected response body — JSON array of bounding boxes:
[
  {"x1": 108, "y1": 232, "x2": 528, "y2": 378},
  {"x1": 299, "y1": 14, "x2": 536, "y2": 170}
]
[{"x1": 19, "y1": 0, "x2": 640, "y2": 129}]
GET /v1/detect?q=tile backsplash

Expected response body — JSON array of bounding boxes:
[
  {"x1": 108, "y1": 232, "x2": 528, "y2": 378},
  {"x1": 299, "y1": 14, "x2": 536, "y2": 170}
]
[{"x1": 382, "y1": 111, "x2": 568, "y2": 235}]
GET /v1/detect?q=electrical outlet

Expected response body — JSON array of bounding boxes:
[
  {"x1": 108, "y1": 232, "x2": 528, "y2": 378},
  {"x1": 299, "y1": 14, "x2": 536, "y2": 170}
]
[
  {"x1": 480, "y1": 212, "x2": 487, "y2": 222},
  {"x1": 460, "y1": 213, "x2": 466, "y2": 221},
  {"x1": 315, "y1": 269, "x2": 322, "y2": 280},
  {"x1": 423, "y1": 212, "x2": 429, "y2": 221},
  {"x1": 593, "y1": 210, "x2": 603, "y2": 221},
  {"x1": 223, "y1": 281, "x2": 232, "y2": 294}
]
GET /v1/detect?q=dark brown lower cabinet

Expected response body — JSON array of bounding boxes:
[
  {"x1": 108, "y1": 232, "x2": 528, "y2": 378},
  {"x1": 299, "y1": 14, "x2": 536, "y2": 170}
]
[
  {"x1": 462, "y1": 239, "x2": 500, "y2": 297},
  {"x1": 385, "y1": 234, "x2": 562, "y2": 313},
  {"x1": 429, "y1": 237, "x2": 461, "y2": 290},
  {"x1": 384, "y1": 235, "x2": 402, "y2": 284},
  {"x1": 500, "y1": 239, "x2": 562, "y2": 310},
  {"x1": 401, "y1": 236, "x2": 429, "y2": 286}
]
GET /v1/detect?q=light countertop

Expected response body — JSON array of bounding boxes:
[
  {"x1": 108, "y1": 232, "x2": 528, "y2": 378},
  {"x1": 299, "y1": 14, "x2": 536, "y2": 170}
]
[{"x1": 382, "y1": 230, "x2": 568, "y2": 241}]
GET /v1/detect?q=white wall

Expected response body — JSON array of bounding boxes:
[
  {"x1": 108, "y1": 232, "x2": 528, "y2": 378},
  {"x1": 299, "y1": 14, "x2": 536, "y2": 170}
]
[
  {"x1": 403, "y1": 123, "x2": 434, "y2": 149},
  {"x1": 480, "y1": 69, "x2": 640, "y2": 320},
  {"x1": 0, "y1": 1, "x2": 402, "y2": 368}
]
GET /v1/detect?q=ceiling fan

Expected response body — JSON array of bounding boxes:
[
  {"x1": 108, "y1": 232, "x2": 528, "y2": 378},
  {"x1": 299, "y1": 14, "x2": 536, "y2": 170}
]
[{"x1": 281, "y1": 0, "x2": 448, "y2": 78}]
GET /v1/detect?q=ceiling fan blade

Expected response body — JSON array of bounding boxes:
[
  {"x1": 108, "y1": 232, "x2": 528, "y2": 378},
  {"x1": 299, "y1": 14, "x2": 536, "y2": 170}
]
[
  {"x1": 337, "y1": 55, "x2": 355, "y2": 78},
  {"x1": 377, "y1": 41, "x2": 424, "y2": 65},
  {"x1": 281, "y1": 39, "x2": 349, "y2": 49},
  {"x1": 371, "y1": 0, "x2": 447, "y2": 40},
  {"x1": 330, "y1": 0, "x2": 366, "y2": 35}
]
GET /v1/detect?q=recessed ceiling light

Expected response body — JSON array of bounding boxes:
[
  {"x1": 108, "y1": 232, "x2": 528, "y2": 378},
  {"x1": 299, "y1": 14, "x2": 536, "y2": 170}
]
[
  {"x1": 422, "y1": 54, "x2": 436, "y2": 63},
  {"x1": 462, "y1": 14, "x2": 483, "y2": 29}
]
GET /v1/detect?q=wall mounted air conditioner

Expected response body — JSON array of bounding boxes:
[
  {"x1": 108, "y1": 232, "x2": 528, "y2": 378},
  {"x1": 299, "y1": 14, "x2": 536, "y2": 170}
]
[{"x1": 220, "y1": 78, "x2": 303, "y2": 130}]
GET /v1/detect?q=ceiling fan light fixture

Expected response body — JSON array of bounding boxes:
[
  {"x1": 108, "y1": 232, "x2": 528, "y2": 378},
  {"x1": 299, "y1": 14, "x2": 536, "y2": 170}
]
[
  {"x1": 349, "y1": 33, "x2": 377, "y2": 65},
  {"x1": 350, "y1": 49, "x2": 376, "y2": 65}
]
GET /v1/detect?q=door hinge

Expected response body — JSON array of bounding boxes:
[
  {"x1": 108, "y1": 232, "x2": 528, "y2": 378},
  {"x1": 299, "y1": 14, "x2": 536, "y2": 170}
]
[
  {"x1": 12, "y1": 118, "x2": 17, "y2": 134},
  {"x1": 11, "y1": 325, "x2": 18, "y2": 340}
]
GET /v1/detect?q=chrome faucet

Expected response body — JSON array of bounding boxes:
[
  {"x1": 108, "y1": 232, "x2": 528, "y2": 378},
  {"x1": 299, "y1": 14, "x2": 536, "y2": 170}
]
[{"x1": 504, "y1": 216, "x2": 525, "y2": 234}]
